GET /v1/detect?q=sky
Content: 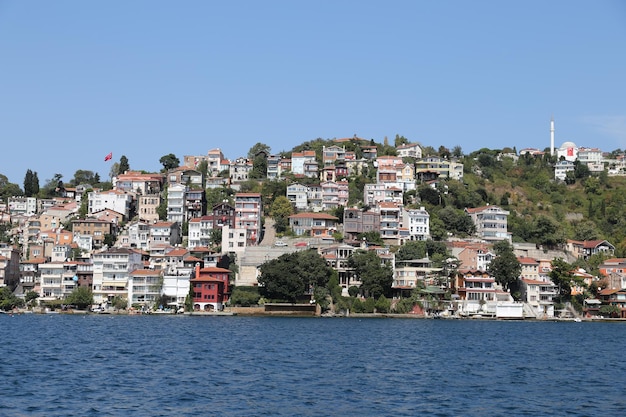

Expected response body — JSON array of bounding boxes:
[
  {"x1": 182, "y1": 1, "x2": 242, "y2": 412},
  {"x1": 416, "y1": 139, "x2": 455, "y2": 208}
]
[{"x1": 1, "y1": 0, "x2": 625, "y2": 186}]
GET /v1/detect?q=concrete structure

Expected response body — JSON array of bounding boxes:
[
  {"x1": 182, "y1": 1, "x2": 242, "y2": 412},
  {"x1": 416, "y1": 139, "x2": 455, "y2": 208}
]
[{"x1": 465, "y1": 205, "x2": 511, "y2": 242}]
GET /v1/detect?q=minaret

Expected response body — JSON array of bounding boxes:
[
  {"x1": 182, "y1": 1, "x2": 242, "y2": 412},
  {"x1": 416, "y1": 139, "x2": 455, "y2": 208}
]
[{"x1": 550, "y1": 116, "x2": 555, "y2": 156}]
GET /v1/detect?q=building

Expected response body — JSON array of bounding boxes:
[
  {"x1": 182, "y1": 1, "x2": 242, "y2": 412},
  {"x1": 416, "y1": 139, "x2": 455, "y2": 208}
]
[
  {"x1": 403, "y1": 207, "x2": 430, "y2": 241},
  {"x1": 190, "y1": 264, "x2": 231, "y2": 311},
  {"x1": 91, "y1": 247, "x2": 144, "y2": 306},
  {"x1": 465, "y1": 205, "x2": 511, "y2": 242},
  {"x1": 234, "y1": 193, "x2": 263, "y2": 245},
  {"x1": 343, "y1": 208, "x2": 380, "y2": 244},
  {"x1": 566, "y1": 239, "x2": 615, "y2": 260},
  {"x1": 415, "y1": 157, "x2": 464, "y2": 181},
  {"x1": 396, "y1": 143, "x2": 422, "y2": 159},
  {"x1": 166, "y1": 183, "x2": 186, "y2": 224},
  {"x1": 72, "y1": 218, "x2": 117, "y2": 250},
  {"x1": 88, "y1": 190, "x2": 134, "y2": 220},
  {"x1": 288, "y1": 212, "x2": 338, "y2": 238},
  {"x1": 128, "y1": 269, "x2": 162, "y2": 308},
  {"x1": 554, "y1": 160, "x2": 575, "y2": 181}
]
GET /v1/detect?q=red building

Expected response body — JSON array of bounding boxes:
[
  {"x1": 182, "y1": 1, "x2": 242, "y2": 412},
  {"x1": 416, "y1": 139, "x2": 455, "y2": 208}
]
[{"x1": 191, "y1": 264, "x2": 231, "y2": 311}]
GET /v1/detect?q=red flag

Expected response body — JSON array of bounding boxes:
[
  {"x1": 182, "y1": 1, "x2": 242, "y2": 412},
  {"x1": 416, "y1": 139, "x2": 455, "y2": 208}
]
[{"x1": 104, "y1": 152, "x2": 113, "y2": 161}]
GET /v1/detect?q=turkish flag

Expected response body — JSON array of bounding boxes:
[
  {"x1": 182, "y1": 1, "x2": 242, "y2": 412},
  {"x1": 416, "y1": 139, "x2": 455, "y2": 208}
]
[{"x1": 104, "y1": 152, "x2": 113, "y2": 161}]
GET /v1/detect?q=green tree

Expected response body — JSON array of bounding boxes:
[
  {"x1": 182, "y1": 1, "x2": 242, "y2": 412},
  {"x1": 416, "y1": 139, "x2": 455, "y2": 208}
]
[
  {"x1": 270, "y1": 196, "x2": 294, "y2": 234},
  {"x1": 395, "y1": 241, "x2": 427, "y2": 261},
  {"x1": 229, "y1": 286, "x2": 261, "y2": 306},
  {"x1": 160, "y1": 153, "x2": 180, "y2": 172},
  {"x1": 258, "y1": 250, "x2": 333, "y2": 302},
  {"x1": 24, "y1": 169, "x2": 39, "y2": 197},
  {"x1": 0, "y1": 287, "x2": 23, "y2": 311},
  {"x1": 70, "y1": 170, "x2": 98, "y2": 186},
  {"x1": 549, "y1": 258, "x2": 575, "y2": 303},
  {"x1": 24, "y1": 290, "x2": 39, "y2": 307},
  {"x1": 118, "y1": 155, "x2": 130, "y2": 175},
  {"x1": 487, "y1": 241, "x2": 521, "y2": 295},
  {"x1": 348, "y1": 249, "x2": 393, "y2": 299},
  {"x1": 65, "y1": 286, "x2": 94, "y2": 309},
  {"x1": 247, "y1": 142, "x2": 271, "y2": 160},
  {"x1": 375, "y1": 295, "x2": 391, "y2": 313}
]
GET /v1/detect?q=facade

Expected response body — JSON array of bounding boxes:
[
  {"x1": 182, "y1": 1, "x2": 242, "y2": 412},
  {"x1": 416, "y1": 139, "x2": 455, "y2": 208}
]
[
  {"x1": 363, "y1": 183, "x2": 403, "y2": 207},
  {"x1": 396, "y1": 143, "x2": 422, "y2": 159},
  {"x1": 286, "y1": 183, "x2": 309, "y2": 210},
  {"x1": 91, "y1": 247, "x2": 144, "y2": 306},
  {"x1": 166, "y1": 183, "x2": 186, "y2": 224},
  {"x1": 229, "y1": 157, "x2": 253, "y2": 183},
  {"x1": 343, "y1": 208, "x2": 380, "y2": 243},
  {"x1": 88, "y1": 190, "x2": 134, "y2": 219},
  {"x1": 566, "y1": 239, "x2": 615, "y2": 260},
  {"x1": 291, "y1": 151, "x2": 317, "y2": 177},
  {"x1": 554, "y1": 160, "x2": 575, "y2": 181},
  {"x1": 403, "y1": 207, "x2": 430, "y2": 241},
  {"x1": 319, "y1": 244, "x2": 357, "y2": 294},
  {"x1": 393, "y1": 258, "x2": 441, "y2": 297},
  {"x1": 415, "y1": 157, "x2": 464, "y2": 181},
  {"x1": 72, "y1": 219, "x2": 116, "y2": 250},
  {"x1": 0, "y1": 243, "x2": 21, "y2": 288},
  {"x1": 465, "y1": 205, "x2": 511, "y2": 242},
  {"x1": 129, "y1": 269, "x2": 162, "y2": 308},
  {"x1": 288, "y1": 212, "x2": 338, "y2": 238},
  {"x1": 234, "y1": 193, "x2": 262, "y2": 245},
  {"x1": 38, "y1": 261, "x2": 80, "y2": 301},
  {"x1": 149, "y1": 221, "x2": 181, "y2": 248},
  {"x1": 137, "y1": 194, "x2": 161, "y2": 223},
  {"x1": 190, "y1": 264, "x2": 231, "y2": 311},
  {"x1": 114, "y1": 171, "x2": 163, "y2": 195}
]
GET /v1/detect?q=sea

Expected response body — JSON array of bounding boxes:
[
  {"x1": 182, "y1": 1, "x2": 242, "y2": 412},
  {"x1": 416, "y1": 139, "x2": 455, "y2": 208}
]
[{"x1": 1, "y1": 314, "x2": 624, "y2": 417}]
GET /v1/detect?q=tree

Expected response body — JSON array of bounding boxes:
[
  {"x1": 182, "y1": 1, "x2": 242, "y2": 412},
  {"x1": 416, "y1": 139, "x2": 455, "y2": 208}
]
[
  {"x1": 270, "y1": 196, "x2": 293, "y2": 234},
  {"x1": 394, "y1": 134, "x2": 409, "y2": 147},
  {"x1": 24, "y1": 169, "x2": 39, "y2": 197},
  {"x1": 487, "y1": 241, "x2": 521, "y2": 295},
  {"x1": 38, "y1": 174, "x2": 63, "y2": 198},
  {"x1": 549, "y1": 258, "x2": 575, "y2": 303},
  {"x1": 395, "y1": 241, "x2": 427, "y2": 262},
  {"x1": 118, "y1": 155, "x2": 130, "y2": 175},
  {"x1": 348, "y1": 249, "x2": 393, "y2": 299},
  {"x1": 258, "y1": 250, "x2": 333, "y2": 302},
  {"x1": 24, "y1": 290, "x2": 39, "y2": 307},
  {"x1": 65, "y1": 286, "x2": 94, "y2": 309},
  {"x1": 247, "y1": 142, "x2": 271, "y2": 160},
  {"x1": 0, "y1": 287, "x2": 23, "y2": 311},
  {"x1": 70, "y1": 170, "x2": 98, "y2": 186},
  {"x1": 160, "y1": 153, "x2": 180, "y2": 172}
]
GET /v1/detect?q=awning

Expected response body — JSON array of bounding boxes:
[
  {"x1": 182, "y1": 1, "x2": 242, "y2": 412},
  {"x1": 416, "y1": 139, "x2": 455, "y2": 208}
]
[{"x1": 584, "y1": 299, "x2": 601, "y2": 305}]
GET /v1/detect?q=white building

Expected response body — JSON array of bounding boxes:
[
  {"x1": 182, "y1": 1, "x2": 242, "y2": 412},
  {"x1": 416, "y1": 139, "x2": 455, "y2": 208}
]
[
  {"x1": 91, "y1": 247, "x2": 143, "y2": 306},
  {"x1": 403, "y1": 207, "x2": 430, "y2": 241},
  {"x1": 465, "y1": 205, "x2": 511, "y2": 243},
  {"x1": 166, "y1": 183, "x2": 186, "y2": 224},
  {"x1": 88, "y1": 190, "x2": 133, "y2": 219},
  {"x1": 38, "y1": 261, "x2": 79, "y2": 302},
  {"x1": 554, "y1": 160, "x2": 575, "y2": 181}
]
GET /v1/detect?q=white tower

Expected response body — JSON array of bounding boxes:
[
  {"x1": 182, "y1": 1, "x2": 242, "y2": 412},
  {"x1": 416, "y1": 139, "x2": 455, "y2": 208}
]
[{"x1": 550, "y1": 116, "x2": 555, "y2": 156}]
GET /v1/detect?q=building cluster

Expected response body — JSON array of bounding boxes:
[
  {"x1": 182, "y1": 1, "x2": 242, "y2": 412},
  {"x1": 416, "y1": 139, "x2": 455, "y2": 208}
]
[{"x1": 2, "y1": 130, "x2": 626, "y2": 317}]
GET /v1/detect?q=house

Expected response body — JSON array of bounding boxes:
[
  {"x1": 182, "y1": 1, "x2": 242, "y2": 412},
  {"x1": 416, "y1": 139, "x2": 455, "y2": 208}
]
[
  {"x1": 128, "y1": 269, "x2": 162, "y2": 308},
  {"x1": 289, "y1": 212, "x2": 338, "y2": 238},
  {"x1": 114, "y1": 171, "x2": 163, "y2": 195},
  {"x1": 38, "y1": 261, "x2": 80, "y2": 302},
  {"x1": 0, "y1": 243, "x2": 21, "y2": 288},
  {"x1": 520, "y1": 278, "x2": 556, "y2": 318},
  {"x1": 465, "y1": 205, "x2": 511, "y2": 242},
  {"x1": 597, "y1": 288, "x2": 626, "y2": 318},
  {"x1": 415, "y1": 156, "x2": 464, "y2": 181},
  {"x1": 190, "y1": 264, "x2": 231, "y2": 311},
  {"x1": 319, "y1": 244, "x2": 358, "y2": 294},
  {"x1": 396, "y1": 143, "x2": 422, "y2": 159},
  {"x1": 72, "y1": 218, "x2": 117, "y2": 250},
  {"x1": 393, "y1": 258, "x2": 441, "y2": 298},
  {"x1": 343, "y1": 208, "x2": 380, "y2": 244},
  {"x1": 403, "y1": 207, "x2": 430, "y2": 241},
  {"x1": 566, "y1": 239, "x2": 615, "y2": 260},
  {"x1": 149, "y1": 221, "x2": 181, "y2": 248},
  {"x1": 234, "y1": 193, "x2": 263, "y2": 245},
  {"x1": 91, "y1": 247, "x2": 144, "y2": 306},
  {"x1": 88, "y1": 189, "x2": 134, "y2": 220},
  {"x1": 453, "y1": 269, "x2": 499, "y2": 315},
  {"x1": 554, "y1": 160, "x2": 575, "y2": 181},
  {"x1": 448, "y1": 241, "x2": 494, "y2": 271},
  {"x1": 166, "y1": 183, "x2": 186, "y2": 224}
]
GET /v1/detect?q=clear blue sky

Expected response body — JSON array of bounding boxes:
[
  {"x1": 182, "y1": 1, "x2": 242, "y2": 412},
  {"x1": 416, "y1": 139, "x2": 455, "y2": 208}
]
[{"x1": 1, "y1": 0, "x2": 625, "y2": 186}]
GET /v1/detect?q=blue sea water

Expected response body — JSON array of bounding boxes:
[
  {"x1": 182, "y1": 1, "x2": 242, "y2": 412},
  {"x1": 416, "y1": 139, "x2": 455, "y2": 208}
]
[{"x1": 1, "y1": 314, "x2": 624, "y2": 417}]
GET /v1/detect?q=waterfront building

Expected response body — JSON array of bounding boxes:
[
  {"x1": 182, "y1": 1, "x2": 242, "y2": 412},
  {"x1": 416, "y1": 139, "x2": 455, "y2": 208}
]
[{"x1": 190, "y1": 264, "x2": 231, "y2": 311}]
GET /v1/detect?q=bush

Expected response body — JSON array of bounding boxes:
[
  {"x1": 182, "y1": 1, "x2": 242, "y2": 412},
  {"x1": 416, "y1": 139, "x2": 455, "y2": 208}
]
[{"x1": 230, "y1": 286, "x2": 261, "y2": 307}]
